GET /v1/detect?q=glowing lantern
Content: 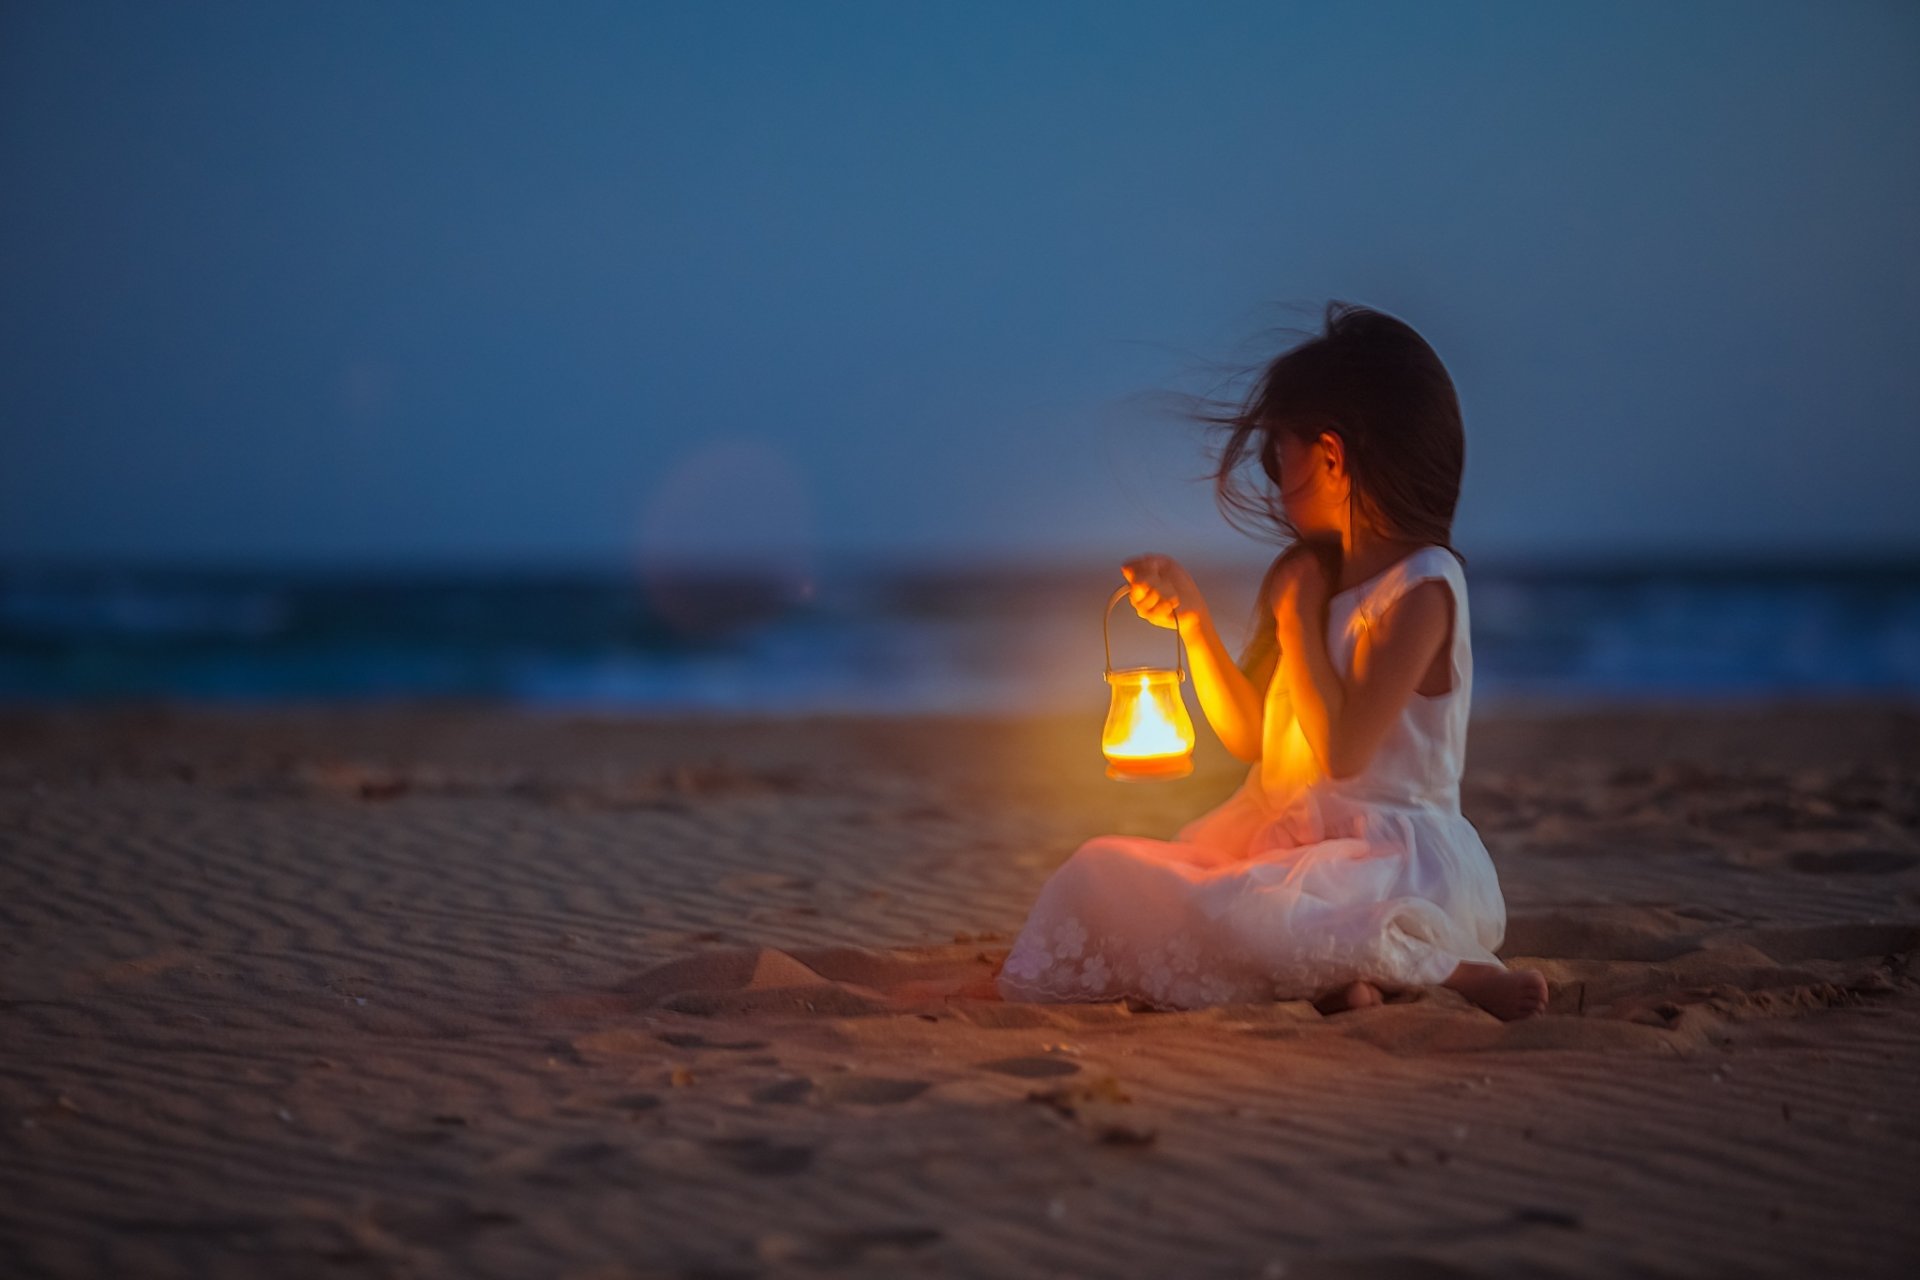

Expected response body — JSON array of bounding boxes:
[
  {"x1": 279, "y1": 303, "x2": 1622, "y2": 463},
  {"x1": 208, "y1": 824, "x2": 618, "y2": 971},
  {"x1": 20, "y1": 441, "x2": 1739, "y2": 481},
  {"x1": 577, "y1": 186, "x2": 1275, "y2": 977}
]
[{"x1": 1101, "y1": 585, "x2": 1196, "y2": 780}]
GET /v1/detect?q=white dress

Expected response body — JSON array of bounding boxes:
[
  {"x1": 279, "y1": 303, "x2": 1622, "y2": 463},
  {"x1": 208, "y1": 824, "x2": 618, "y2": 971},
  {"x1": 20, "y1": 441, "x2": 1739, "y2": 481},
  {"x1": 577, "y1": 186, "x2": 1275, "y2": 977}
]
[{"x1": 997, "y1": 545, "x2": 1507, "y2": 1009}]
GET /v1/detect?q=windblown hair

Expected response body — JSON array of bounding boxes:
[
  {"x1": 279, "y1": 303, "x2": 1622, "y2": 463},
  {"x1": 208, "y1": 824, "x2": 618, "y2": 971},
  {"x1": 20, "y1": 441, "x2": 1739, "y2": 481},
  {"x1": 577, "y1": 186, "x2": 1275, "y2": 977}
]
[{"x1": 1183, "y1": 301, "x2": 1467, "y2": 679}]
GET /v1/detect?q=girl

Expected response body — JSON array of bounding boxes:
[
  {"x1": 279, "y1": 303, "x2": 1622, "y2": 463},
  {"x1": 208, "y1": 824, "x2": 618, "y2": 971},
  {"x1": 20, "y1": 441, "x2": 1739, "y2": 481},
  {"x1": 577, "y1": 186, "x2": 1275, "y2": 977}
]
[{"x1": 996, "y1": 302, "x2": 1547, "y2": 1020}]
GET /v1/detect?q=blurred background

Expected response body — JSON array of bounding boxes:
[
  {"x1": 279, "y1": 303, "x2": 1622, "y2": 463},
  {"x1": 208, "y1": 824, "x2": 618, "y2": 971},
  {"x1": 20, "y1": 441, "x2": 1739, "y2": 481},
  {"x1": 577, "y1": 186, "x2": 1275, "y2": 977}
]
[{"x1": 2, "y1": 0, "x2": 1917, "y2": 714}]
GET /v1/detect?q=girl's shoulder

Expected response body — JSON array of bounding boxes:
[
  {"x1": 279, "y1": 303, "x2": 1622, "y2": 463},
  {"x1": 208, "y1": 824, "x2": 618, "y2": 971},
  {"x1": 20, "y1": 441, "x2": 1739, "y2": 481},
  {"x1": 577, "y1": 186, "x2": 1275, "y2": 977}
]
[
  {"x1": 1397, "y1": 544, "x2": 1466, "y2": 588},
  {"x1": 1343, "y1": 545, "x2": 1466, "y2": 622}
]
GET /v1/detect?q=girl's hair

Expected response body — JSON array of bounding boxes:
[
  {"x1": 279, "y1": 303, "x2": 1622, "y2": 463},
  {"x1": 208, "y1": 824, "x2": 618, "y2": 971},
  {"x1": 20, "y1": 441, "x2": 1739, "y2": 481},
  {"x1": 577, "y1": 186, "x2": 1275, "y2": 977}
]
[{"x1": 1183, "y1": 301, "x2": 1467, "y2": 678}]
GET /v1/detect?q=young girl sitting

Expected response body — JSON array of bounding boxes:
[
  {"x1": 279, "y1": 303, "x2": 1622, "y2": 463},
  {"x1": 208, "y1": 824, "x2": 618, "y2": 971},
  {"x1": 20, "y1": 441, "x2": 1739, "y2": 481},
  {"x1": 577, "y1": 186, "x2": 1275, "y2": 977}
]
[{"x1": 996, "y1": 302, "x2": 1548, "y2": 1020}]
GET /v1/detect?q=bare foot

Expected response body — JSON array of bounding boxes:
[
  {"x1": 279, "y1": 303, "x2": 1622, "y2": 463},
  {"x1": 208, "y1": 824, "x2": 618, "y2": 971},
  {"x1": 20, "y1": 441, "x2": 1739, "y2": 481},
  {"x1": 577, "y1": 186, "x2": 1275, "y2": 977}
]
[
  {"x1": 1313, "y1": 979, "x2": 1385, "y2": 1015},
  {"x1": 1444, "y1": 962, "x2": 1548, "y2": 1021}
]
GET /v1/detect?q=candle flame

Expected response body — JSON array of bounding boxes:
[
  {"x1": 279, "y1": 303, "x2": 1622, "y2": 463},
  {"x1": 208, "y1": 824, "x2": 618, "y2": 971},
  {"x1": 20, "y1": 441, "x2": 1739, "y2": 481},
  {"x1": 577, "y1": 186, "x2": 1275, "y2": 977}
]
[
  {"x1": 1108, "y1": 692, "x2": 1186, "y2": 757},
  {"x1": 1102, "y1": 671, "x2": 1195, "y2": 764}
]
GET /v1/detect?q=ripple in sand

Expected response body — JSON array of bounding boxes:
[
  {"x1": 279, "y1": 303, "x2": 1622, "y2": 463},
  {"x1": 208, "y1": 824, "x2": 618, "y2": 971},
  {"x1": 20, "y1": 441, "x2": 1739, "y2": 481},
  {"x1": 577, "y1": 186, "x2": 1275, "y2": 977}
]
[
  {"x1": 977, "y1": 1054, "x2": 1081, "y2": 1078},
  {"x1": 757, "y1": 1225, "x2": 942, "y2": 1267},
  {"x1": 1787, "y1": 849, "x2": 1920, "y2": 876},
  {"x1": 611, "y1": 1092, "x2": 661, "y2": 1112}
]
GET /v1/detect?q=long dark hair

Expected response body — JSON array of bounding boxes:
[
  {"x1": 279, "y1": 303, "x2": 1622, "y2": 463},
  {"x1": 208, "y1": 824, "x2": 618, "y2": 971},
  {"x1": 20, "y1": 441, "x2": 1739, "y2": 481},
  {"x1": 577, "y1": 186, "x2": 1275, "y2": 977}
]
[{"x1": 1182, "y1": 301, "x2": 1467, "y2": 678}]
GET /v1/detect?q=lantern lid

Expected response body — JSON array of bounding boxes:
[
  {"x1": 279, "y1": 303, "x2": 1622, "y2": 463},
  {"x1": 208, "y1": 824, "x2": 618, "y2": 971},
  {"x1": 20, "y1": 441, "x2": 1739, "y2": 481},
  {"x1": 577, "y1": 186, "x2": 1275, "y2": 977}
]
[{"x1": 1104, "y1": 664, "x2": 1185, "y2": 684}]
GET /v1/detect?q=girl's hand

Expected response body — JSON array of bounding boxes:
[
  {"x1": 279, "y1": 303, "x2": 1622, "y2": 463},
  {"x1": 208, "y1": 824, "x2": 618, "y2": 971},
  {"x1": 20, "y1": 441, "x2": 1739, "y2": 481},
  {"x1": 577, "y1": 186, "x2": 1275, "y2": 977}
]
[{"x1": 1121, "y1": 553, "x2": 1209, "y2": 632}]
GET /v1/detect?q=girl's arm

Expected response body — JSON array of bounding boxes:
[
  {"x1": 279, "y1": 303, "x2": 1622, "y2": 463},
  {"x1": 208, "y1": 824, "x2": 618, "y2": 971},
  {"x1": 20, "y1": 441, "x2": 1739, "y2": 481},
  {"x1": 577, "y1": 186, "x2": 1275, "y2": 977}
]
[
  {"x1": 1253, "y1": 626, "x2": 1295, "y2": 765},
  {"x1": 1273, "y1": 557, "x2": 1451, "y2": 780},
  {"x1": 1237, "y1": 556, "x2": 1295, "y2": 763},
  {"x1": 1121, "y1": 555, "x2": 1263, "y2": 762},
  {"x1": 1175, "y1": 608, "x2": 1264, "y2": 762}
]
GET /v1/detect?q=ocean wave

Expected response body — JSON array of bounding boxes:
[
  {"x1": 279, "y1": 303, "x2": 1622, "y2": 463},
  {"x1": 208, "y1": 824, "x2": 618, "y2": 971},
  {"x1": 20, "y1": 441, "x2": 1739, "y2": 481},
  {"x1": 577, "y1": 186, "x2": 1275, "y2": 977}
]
[{"x1": 1, "y1": 563, "x2": 1916, "y2": 709}]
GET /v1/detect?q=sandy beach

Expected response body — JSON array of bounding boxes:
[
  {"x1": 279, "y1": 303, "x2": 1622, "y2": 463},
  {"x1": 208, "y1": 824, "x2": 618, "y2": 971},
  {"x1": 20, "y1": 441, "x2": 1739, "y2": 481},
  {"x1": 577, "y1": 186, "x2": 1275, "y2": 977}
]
[{"x1": 2, "y1": 701, "x2": 1917, "y2": 1278}]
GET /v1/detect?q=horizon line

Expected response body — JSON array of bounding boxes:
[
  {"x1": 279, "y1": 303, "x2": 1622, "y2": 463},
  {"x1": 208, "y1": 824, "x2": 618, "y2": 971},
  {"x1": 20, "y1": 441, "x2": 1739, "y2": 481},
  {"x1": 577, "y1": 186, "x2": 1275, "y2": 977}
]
[{"x1": 5, "y1": 545, "x2": 1920, "y2": 581}]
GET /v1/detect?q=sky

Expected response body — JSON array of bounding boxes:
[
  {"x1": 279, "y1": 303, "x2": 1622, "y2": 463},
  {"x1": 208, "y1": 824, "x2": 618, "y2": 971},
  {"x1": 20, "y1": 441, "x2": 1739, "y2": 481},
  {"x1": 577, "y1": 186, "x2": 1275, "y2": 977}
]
[{"x1": 1, "y1": 0, "x2": 1917, "y2": 571}]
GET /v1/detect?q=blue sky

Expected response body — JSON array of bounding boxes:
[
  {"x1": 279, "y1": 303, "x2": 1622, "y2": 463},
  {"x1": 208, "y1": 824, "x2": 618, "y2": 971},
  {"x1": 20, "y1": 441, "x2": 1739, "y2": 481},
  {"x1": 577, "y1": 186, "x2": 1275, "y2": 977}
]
[{"x1": 2, "y1": 1, "x2": 1916, "y2": 569}]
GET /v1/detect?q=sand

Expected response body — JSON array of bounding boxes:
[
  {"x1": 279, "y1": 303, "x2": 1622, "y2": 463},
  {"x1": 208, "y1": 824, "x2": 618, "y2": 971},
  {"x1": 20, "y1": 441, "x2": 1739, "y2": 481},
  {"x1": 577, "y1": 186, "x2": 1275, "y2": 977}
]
[{"x1": 2, "y1": 701, "x2": 1917, "y2": 1278}]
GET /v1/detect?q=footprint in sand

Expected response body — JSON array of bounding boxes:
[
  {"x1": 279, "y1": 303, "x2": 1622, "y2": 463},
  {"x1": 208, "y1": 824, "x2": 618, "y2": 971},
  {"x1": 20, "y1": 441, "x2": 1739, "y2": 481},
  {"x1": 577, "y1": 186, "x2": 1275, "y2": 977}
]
[
  {"x1": 1787, "y1": 849, "x2": 1920, "y2": 876},
  {"x1": 706, "y1": 1136, "x2": 816, "y2": 1176},
  {"x1": 816, "y1": 1076, "x2": 931, "y2": 1105},
  {"x1": 750, "y1": 1076, "x2": 930, "y2": 1105},
  {"x1": 656, "y1": 1031, "x2": 770, "y2": 1051},
  {"x1": 524, "y1": 1139, "x2": 646, "y2": 1189},
  {"x1": 976, "y1": 1055, "x2": 1082, "y2": 1079},
  {"x1": 752, "y1": 1078, "x2": 815, "y2": 1105}
]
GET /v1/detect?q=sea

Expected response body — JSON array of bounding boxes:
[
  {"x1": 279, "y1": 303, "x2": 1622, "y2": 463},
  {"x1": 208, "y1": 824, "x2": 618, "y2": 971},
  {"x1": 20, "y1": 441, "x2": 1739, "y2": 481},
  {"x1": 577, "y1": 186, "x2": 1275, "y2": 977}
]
[{"x1": 2, "y1": 558, "x2": 1917, "y2": 713}]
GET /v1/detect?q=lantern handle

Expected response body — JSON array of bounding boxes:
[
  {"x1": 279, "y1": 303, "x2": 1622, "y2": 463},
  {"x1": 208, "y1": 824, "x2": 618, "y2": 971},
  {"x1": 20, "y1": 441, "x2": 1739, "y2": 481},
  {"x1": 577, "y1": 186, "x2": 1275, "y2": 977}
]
[{"x1": 1104, "y1": 584, "x2": 1188, "y2": 680}]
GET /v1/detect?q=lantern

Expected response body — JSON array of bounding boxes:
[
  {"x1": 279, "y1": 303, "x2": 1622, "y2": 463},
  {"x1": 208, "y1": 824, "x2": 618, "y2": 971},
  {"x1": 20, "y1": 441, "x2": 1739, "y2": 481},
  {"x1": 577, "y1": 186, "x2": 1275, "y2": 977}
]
[{"x1": 1101, "y1": 585, "x2": 1196, "y2": 780}]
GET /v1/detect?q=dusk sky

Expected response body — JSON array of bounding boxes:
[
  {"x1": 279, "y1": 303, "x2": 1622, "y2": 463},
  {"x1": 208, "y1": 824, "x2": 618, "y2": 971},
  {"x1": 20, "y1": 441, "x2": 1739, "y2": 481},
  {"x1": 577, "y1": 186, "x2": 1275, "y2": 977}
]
[{"x1": 2, "y1": 1, "x2": 1916, "y2": 570}]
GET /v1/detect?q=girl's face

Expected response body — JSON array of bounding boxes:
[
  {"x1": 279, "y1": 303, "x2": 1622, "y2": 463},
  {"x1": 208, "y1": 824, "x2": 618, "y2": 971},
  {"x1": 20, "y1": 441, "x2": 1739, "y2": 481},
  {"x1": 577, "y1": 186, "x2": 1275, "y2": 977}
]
[{"x1": 1273, "y1": 430, "x2": 1351, "y2": 537}]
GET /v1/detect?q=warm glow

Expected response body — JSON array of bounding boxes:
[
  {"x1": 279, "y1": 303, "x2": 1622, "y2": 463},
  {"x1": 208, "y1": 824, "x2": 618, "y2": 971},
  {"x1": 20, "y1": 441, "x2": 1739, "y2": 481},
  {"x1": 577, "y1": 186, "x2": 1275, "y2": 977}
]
[
  {"x1": 1102, "y1": 669, "x2": 1195, "y2": 780},
  {"x1": 1105, "y1": 674, "x2": 1187, "y2": 756},
  {"x1": 1100, "y1": 584, "x2": 1195, "y2": 781}
]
